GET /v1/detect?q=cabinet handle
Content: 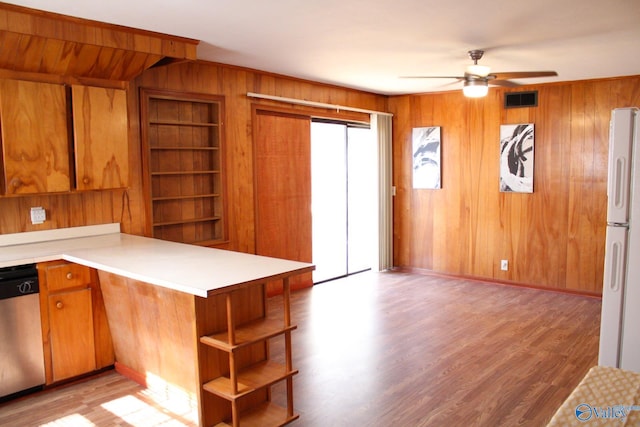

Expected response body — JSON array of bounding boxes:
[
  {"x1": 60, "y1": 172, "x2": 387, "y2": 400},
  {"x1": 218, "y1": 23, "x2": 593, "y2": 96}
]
[
  {"x1": 56, "y1": 301, "x2": 63, "y2": 309},
  {"x1": 9, "y1": 178, "x2": 22, "y2": 189},
  {"x1": 66, "y1": 272, "x2": 73, "y2": 280},
  {"x1": 83, "y1": 177, "x2": 90, "y2": 185}
]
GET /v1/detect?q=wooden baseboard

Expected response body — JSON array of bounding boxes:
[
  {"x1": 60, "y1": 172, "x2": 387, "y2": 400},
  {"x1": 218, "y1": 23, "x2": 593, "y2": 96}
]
[
  {"x1": 114, "y1": 362, "x2": 147, "y2": 387},
  {"x1": 393, "y1": 266, "x2": 602, "y2": 299}
]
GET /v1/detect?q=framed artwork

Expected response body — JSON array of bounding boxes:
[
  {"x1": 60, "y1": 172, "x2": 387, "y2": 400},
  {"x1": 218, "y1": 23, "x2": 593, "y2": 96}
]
[
  {"x1": 499, "y1": 123, "x2": 534, "y2": 193},
  {"x1": 412, "y1": 126, "x2": 441, "y2": 189}
]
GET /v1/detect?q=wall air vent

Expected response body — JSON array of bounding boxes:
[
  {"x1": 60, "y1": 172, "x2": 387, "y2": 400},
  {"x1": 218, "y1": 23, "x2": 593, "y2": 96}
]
[{"x1": 504, "y1": 91, "x2": 538, "y2": 109}]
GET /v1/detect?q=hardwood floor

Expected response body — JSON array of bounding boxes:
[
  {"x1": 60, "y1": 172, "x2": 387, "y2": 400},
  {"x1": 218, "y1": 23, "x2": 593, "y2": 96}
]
[{"x1": 0, "y1": 271, "x2": 601, "y2": 426}]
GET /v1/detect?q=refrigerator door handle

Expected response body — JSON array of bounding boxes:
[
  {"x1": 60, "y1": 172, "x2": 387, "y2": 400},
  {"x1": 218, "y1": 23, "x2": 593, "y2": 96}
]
[
  {"x1": 609, "y1": 241, "x2": 623, "y2": 292},
  {"x1": 607, "y1": 109, "x2": 634, "y2": 224},
  {"x1": 610, "y1": 157, "x2": 628, "y2": 211},
  {"x1": 599, "y1": 225, "x2": 628, "y2": 368}
]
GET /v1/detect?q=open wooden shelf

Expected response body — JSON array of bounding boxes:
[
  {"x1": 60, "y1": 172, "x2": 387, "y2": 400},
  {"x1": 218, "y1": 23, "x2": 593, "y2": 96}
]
[
  {"x1": 151, "y1": 170, "x2": 220, "y2": 176},
  {"x1": 150, "y1": 146, "x2": 220, "y2": 150},
  {"x1": 149, "y1": 120, "x2": 220, "y2": 127},
  {"x1": 200, "y1": 318, "x2": 296, "y2": 351},
  {"x1": 152, "y1": 193, "x2": 221, "y2": 202},
  {"x1": 200, "y1": 281, "x2": 297, "y2": 426},
  {"x1": 141, "y1": 89, "x2": 226, "y2": 246},
  {"x1": 213, "y1": 402, "x2": 299, "y2": 427},
  {"x1": 152, "y1": 216, "x2": 222, "y2": 227},
  {"x1": 202, "y1": 360, "x2": 297, "y2": 400}
]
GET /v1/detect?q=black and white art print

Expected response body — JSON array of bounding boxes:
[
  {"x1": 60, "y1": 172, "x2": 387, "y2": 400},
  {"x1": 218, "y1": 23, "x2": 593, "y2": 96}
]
[
  {"x1": 499, "y1": 123, "x2": 534, "y2": 193},
  {"x1": 412, "y1": 126, "x2": 441, "y2": 189}
]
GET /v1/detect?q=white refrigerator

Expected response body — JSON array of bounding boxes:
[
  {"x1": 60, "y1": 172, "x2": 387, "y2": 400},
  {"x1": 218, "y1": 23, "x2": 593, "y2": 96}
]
[{"x1": 599, "y1": 107, "x2": 640, "y2": 373}]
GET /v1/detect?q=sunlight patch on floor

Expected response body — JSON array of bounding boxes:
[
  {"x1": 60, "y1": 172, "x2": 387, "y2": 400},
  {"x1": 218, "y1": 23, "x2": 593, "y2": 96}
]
[
  {"x1": 101, "y1": 395, "x2": 184, "y2": 426},
  {"x1": 40, "y1": 413, "x2": 95, "y2": 426}
]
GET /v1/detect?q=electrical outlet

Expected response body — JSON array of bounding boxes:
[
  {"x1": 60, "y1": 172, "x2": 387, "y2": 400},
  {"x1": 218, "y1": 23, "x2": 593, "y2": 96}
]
[
  {"x1": 30, "y1": 207, "x2": 46, "y2": 224},
  {"x1": 500, "y1": 259, "x2": 509, "y2": 271}
]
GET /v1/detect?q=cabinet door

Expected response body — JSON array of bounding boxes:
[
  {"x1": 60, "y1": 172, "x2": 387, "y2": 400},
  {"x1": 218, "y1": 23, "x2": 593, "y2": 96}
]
[
  {"x1": 0, "y1": 79, "x2": 70, "y2": 194},
  {"x1": 48, "y1": 288, "x2": 96, "y2": 382},
  {"x1": 72, "y1": 85, "x2": 128, "y2": 190}
]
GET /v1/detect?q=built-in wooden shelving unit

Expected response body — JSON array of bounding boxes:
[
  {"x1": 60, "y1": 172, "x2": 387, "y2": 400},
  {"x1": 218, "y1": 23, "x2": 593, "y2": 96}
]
[
  {"x1": 140, "y1": 89, "x2": 227, "y2": 246},
  {"x1": 200, "y1": 281, "x2": 298, "y2": 427}
]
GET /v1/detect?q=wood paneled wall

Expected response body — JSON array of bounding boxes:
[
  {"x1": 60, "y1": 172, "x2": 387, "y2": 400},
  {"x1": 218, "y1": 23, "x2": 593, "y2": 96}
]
[
  {"x1": 0, "y1": 60, "x2": 386, "y2": 255},
  {"x1": 132, "y1": 62, "x2": 387, "y2": 254},
  {"x1": 389, "y1": 76, "x2": 640, "y2": 294},
  {"x1": 2, "y1": 31, "x2": 638, "y2": 296}
]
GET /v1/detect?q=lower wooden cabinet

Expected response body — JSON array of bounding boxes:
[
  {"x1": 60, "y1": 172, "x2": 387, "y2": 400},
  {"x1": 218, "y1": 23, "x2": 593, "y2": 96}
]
[
  {"x1": 48, "y1": 288, "x2": 96, "y2": 381},
  {"x1": 38, "y1": 261, "x2": 114, "y2": 384}
]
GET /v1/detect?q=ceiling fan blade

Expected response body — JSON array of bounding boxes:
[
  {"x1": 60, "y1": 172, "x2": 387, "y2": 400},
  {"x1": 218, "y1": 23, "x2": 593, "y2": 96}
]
[
  {"x1": 491, "y1": 71, "x2": 558, "y2": 80},
  {"x1": 400, "y1": 76, "x2": 464, "y2": 80},
  {"x1": 489, "y1": 79, "x2": 520, "y2": 88}
]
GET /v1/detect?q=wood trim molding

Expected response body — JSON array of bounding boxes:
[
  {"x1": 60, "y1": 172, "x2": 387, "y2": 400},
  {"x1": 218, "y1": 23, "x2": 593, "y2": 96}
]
[
  {"x1": 114, "y1": 362, "x2": 147, "y2": 387},
  {"x1": 395, "y1": 266, "x2": 603, "y2": 299}
]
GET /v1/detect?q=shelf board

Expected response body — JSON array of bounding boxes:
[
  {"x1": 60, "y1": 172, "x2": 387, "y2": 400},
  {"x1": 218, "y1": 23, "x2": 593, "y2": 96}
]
[
  {"x1": 151, "y1": 170, "x2": 220, "y2": 176},
  {"x1": 214, "y1": 402, "x2": 299, "y2": 427},
  {"x1": 187, "y1": 238, "x2": 228, "y2": 247},
  {"x1": 200, "y1": 319, "x2": 296, "y2": 351},
  {"x1": 152, "y1": 193, "x2": 220, "y2": 201},
  {"x1": 203, "y1": 360, "x2": 297, "y2": 400},
  {"x1": 149, "y1": 120, "x2": 219, "y2": 127},
  {"x1": 150, "y1": 146, "x2": 219, "y2": 151},
  {"x1": 152, "y1": 216, "x2": 221, "y2": 227}
]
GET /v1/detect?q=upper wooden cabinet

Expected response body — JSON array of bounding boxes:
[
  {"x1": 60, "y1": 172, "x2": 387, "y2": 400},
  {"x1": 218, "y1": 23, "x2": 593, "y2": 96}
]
[
  {"x1": 0, "y1": 79, "x2": 71, "y2": 194},
  {"x1": 72, "y1": 85, "x2": 129, "y2": 190},
  {"x1": 0, "y1": 79, "x2": 129, "y2": 195}
]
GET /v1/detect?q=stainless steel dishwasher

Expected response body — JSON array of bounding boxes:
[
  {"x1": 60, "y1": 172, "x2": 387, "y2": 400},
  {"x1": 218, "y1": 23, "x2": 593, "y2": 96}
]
[{"x1": 0, "y1": 264, "x2": 46, "y2": 401}]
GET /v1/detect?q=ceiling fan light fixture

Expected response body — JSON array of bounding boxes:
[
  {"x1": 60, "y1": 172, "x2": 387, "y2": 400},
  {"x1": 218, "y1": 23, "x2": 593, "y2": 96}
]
[
  {"x1": 465, "y1": 64, "x2": 491, "y2": 77},
  {"x1": 463, "y1": 79, "x2": 488, "y2": 98}
]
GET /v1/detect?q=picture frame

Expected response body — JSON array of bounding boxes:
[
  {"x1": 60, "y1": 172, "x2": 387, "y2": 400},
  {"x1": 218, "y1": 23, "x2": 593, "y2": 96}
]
[
  {"x1": 499, "y1": 123, "x2": 534, "y2": 193},
  {"x1": 412, "y1": 126, "x2": 441, "y2": 189}
]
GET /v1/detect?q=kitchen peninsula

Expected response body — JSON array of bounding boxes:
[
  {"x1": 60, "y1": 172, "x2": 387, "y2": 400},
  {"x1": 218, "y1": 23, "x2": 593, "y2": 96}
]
[{"x1": 0, "y1": 224, "x2": 314, "y2": 427}]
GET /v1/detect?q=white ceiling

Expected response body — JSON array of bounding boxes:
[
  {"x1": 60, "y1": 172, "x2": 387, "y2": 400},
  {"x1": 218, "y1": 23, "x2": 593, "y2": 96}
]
[{"x1": 5, "y1": 0, "x2": 640, "y2": 95}]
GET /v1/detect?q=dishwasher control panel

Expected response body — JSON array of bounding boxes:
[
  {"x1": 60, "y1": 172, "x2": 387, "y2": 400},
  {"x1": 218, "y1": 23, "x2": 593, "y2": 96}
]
[{"x1": 0, "y1": 264, "x2": 39, "y2": 299}]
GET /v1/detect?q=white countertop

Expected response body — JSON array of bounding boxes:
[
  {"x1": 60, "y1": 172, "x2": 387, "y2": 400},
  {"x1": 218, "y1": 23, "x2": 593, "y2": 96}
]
[{"x1": 0, "y1": 225, "x2": 314, "y2": 297}]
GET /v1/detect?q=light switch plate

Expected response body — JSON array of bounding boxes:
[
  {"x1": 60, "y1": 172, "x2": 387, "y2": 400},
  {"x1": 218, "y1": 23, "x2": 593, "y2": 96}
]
[{"x1": 30, "y1": 207, "x2": 46, "y2": 224}]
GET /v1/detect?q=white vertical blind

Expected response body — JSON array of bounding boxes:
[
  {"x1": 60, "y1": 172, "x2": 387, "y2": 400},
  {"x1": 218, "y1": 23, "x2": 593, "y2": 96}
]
[{"x1": 371, "y1": 113, "x2": 393, "y2": 271}]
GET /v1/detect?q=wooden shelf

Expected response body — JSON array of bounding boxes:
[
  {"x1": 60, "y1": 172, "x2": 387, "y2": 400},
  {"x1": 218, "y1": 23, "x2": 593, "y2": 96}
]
[
  {"x1": 150, "y1": 146, "x2": 219, "y2": 150},
  {"x1": 213, "y1": 402, "x2": 299, "y2": 427},
  {"x1": 151, "y1": 170, "x2": 220, "y2": 176},
  {"x1": 153, "y1": 216, "x2": 221, "y2": 227},
  {"x1": 203, "y1": 360, "x2": 297, "y2": 400},
  {"x1": 141, "y1": 89, "x2": 226, "y2": 246},
  {"x1": 149, "y1": 120, "x2": 219, "y2": 127},
  {"x1": 201, "y1": 318, "x2": 296, "y2": 351},
  {"x1": 198, "y1": 277, "x2": 296, "y2": 426},
  {"x1": 152, "y1": 193, "x2": 220, "y2": 201}
]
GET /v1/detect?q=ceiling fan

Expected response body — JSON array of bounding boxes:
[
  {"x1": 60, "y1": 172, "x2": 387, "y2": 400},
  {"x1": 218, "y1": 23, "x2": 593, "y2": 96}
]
[{"x1": 403, "y1": 50, "x2": 558, "y2": 98}]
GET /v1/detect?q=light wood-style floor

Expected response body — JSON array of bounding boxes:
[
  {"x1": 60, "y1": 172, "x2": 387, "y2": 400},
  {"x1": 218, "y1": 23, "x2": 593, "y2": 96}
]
[{"x1": 0, "y1": 271, "x2": 601, "y2": 426}]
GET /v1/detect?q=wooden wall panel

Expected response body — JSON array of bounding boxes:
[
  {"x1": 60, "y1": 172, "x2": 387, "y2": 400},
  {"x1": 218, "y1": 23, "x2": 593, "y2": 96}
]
[
  {"x1": 133, "y1": 61, "x2": 387, "y2": 257},
  {"x1": 390, "y1": 76, "x2": 640, "y2": 294},
  {"x1": 0, "y1": 60, "x2": 384, "y2": 250}
]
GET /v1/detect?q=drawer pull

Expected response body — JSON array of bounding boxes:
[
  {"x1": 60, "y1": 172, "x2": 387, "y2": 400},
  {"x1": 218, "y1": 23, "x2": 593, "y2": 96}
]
[
  {"x1": 56, "y1": 301, "x2": 63, "y2": 309},
  {"x1": 66, "y1": 272, "x2": 73, "y2": 280}
]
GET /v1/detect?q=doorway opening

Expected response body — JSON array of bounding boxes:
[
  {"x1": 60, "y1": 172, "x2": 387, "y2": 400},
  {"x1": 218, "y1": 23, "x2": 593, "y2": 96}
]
[{"x1": 311, "y1": 120, "x2": 376, "y2": 284}]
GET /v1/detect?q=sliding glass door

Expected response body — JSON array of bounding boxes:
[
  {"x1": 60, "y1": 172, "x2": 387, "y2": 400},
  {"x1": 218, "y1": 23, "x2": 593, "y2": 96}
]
[{"x1": 311, "y1": 121, "x2": 376, "y2": 283}]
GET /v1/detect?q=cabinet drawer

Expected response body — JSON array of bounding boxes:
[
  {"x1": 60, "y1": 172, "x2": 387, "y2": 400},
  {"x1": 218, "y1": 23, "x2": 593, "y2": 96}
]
[{"x1": 45, "y1": 263, "x2": 92, "y2": 292}]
